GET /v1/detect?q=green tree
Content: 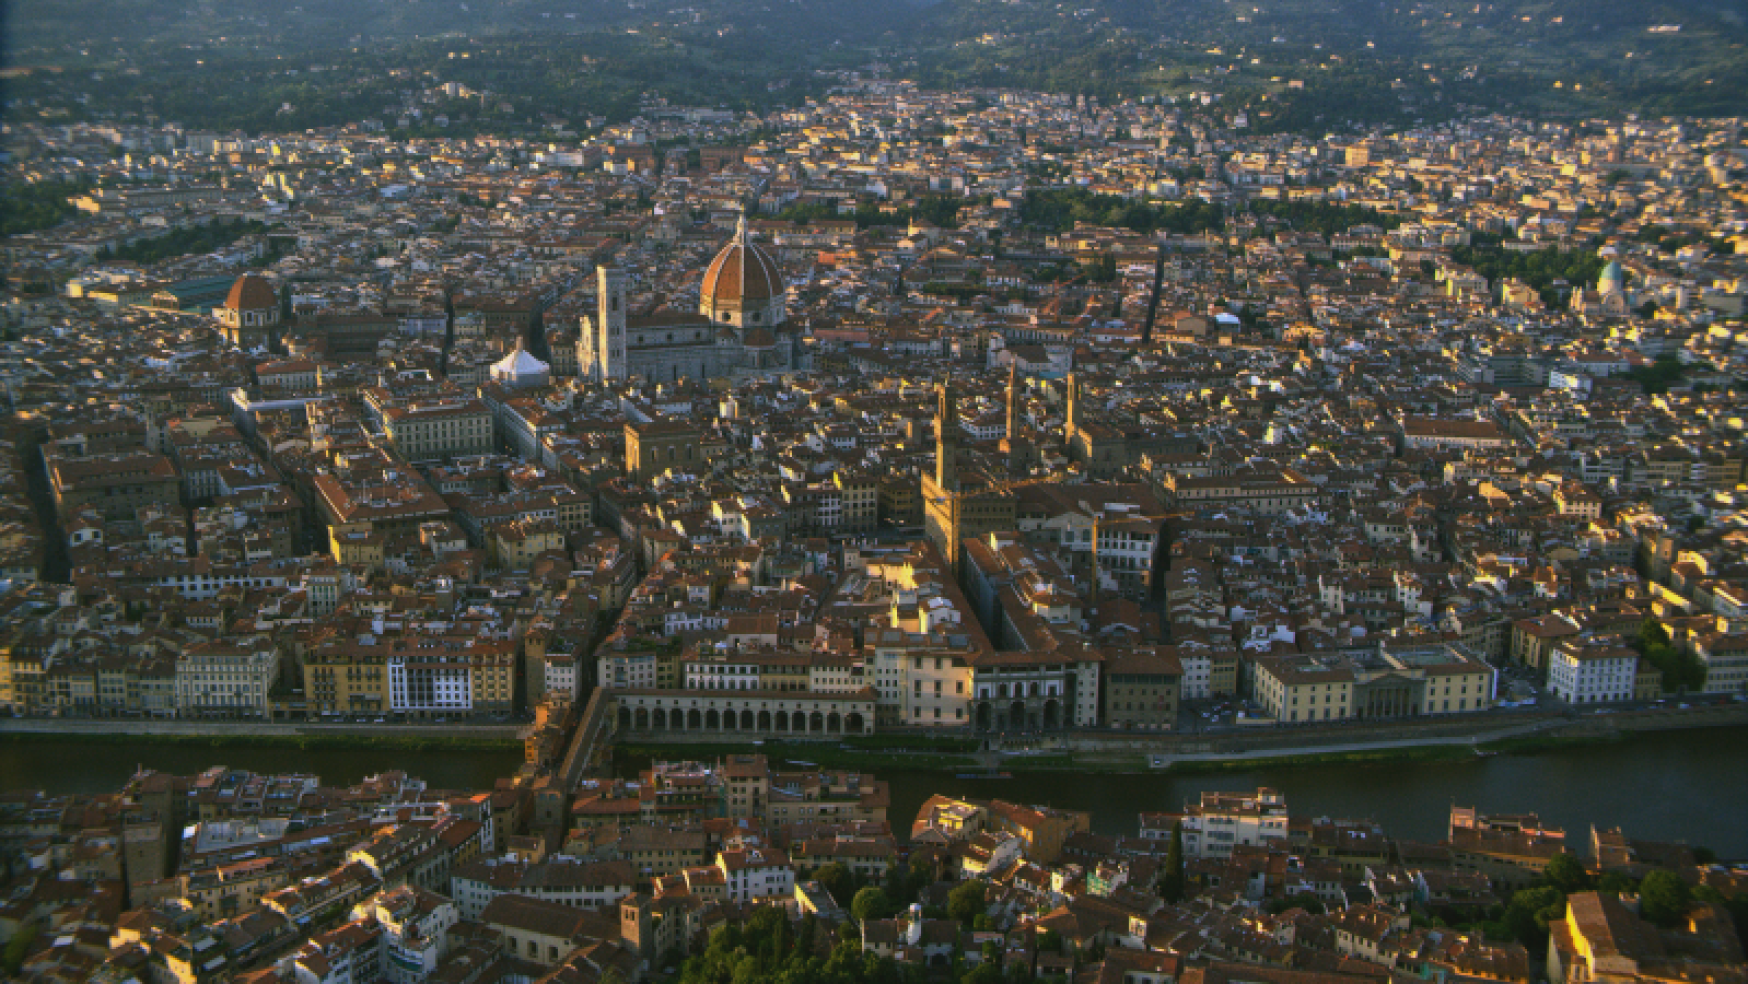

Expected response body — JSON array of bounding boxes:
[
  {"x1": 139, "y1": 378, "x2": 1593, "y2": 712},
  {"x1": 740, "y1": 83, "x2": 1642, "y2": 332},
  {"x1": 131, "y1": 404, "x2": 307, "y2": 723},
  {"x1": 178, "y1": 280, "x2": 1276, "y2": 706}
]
[
  {"x1": 1018, "y1": 188, "x2": 1222, "y2": 235},
  {"x1": 1498, "y1": 885, "x2": 1566, "y2": 948},
  {"x1": 906, "y1": 854, "x2": 936, "y2": 899},
  {"x1": 1689, "y1": 888, "x2": 1748, "y2": 942},
  {"x1": 852, "y1": 885, "x2": 894, "y2": 924},
  {"x1": 1158, "y1": 822, "x2": 1186, "y2": 902},
  {"x1": 1628, "y1": 356, "x2": 1688, "y2": 396},
  {"x1": 0, "y1": 180, "x2": 91, "y2": 237},
  {"x1": 2, "y1": 924, "x2": 36, "y2": 975},
  {"x1": 1266, "y1": 894, "x2": 1328, "y2": 914},
  {"x1": 948, "y1": 879, "x2": 987, "y2": 925},
  {"x1": 1632, "y1": 618, "x2": 1707, "y2": 691},
  {"x1": 912, "y1": 194, "x2": 964, "y2": 229},
  {"x1": 1545, "y1": 854, "x2": 1592, "y2": 894},
  {"x1": 816, "y1": 862, "x2": 856, "y2": 905},
  {"x1": 1639, "y1": 871, "x2": 1691, "y2": 927}
]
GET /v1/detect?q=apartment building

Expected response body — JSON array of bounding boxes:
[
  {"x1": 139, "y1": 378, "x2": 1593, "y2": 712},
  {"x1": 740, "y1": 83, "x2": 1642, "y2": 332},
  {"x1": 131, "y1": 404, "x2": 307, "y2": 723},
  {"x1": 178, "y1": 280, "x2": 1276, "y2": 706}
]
[
  {"x1": 174, "y1": 639, "x2": 282, "y2": 719},
  {"x1": 1180, "y1": 788, "x2": 1290, "y2": 860},
  {"x1": 1547, "y1": 639, "x2": 1639, "y2": 704}
]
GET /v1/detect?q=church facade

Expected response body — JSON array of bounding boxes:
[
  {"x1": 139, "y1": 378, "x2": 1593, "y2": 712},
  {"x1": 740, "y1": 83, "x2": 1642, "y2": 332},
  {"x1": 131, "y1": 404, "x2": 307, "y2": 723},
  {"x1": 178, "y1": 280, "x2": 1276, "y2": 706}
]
[
  {"x1": 1572, "y1": 259, "x2": 1632, "y2": 319},
  {"x1": 578, "y1": 219, "x2": 795, "y2": 383}
]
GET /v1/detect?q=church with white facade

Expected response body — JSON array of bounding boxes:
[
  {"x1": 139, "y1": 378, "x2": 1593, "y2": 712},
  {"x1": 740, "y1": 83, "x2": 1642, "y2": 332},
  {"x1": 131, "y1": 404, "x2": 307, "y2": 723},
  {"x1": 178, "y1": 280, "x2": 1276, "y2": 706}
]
[{"x1": 578, "y1": 218, "x2": 796, "y2": 383}]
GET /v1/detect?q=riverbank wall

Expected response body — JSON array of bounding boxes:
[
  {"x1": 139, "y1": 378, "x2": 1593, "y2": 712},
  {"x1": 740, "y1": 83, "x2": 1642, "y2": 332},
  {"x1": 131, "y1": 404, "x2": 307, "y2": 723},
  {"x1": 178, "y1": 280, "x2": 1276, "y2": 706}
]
[
  {"x1": 0, "y1": 718, "x2": 526, "y2": 747},
  {"x1": 1065, "y1": 702, "x2": 1748, "y2": 760},
  {"x1": 5, "y1": 702, "x2": 1741, "y2": 770},
  {"x1": 609, "y1": 702, "x2": 1748, "y2": 774}
]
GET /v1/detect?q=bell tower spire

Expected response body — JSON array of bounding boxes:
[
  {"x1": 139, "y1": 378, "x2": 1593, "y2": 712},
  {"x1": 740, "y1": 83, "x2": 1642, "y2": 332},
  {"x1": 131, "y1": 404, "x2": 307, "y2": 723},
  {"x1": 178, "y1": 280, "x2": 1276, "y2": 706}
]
[{"x1": 936, "y1": 375, "x2": 959, "y2": 490}]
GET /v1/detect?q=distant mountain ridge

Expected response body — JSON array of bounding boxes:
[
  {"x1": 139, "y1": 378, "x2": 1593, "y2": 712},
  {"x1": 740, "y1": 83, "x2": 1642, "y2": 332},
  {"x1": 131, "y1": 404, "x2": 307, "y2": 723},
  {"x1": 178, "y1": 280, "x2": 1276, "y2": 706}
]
[{"x1": 6, "y1": 0, "x2": 1744, "y2": 129}]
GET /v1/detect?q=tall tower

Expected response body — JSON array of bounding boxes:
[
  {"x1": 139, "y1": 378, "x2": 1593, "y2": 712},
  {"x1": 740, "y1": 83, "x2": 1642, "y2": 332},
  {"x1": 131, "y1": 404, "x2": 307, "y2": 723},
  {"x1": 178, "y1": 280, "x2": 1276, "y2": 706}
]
[
  {"x1": 935, "y1": 377, "x2": 959, "y2": 491},
  {"x1": 596, "y1": 266, "x2": 627, "y2": 382},
  {"x1": 923, "y1": 373, "x2": 1016, "y2": 578},
  {"x1": 1005, "y1": 363, "x2": 1020, "y2": 443},
  {"x1": 1064, "y1": 372, "x2": 1080, "y2": 438}
]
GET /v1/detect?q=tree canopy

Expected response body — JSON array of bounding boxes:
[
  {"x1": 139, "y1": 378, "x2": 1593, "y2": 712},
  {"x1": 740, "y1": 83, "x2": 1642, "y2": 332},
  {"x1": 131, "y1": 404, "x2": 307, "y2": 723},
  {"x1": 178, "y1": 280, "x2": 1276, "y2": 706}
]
[
  {"x1": 1632, "y1": 618, "x2": 1706, "y2": 692},
  {"x1": 850, "y1": 886, "x2": 894, "y2": 924},
  {"x1": 948, "y1": 879, "x2": 988, "y2": 925},
  {"x1": 1639, "y1": 871, "x2": 1692, "y2": 927},
  {"x1": 1447, "y1": 245, "x2": 1606, "y2": 309},
  {"x1": 1019, "y1": 189, "x2": 1222, "y2": 235},
  {"x1": 0, "y1": 180, "x2": 91, "y2": 238}
]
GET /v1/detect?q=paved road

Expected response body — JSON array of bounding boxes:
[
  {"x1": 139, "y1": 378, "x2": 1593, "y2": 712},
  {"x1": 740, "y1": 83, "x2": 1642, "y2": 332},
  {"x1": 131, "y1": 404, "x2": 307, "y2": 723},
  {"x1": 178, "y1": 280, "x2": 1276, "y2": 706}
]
[{"x1": 1145, "y1": 716, "x2": 1563, "y2": 768}]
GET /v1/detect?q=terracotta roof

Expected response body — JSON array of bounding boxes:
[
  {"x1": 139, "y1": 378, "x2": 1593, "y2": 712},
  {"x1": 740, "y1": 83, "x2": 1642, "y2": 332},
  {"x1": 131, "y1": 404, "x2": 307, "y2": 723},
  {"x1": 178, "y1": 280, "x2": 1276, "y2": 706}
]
[
  {"x1": 701, "y1": 228, "x2": 782, "y2": 307},
  {"x1": 226, "y1": 274, "x2": 277, "y2": 311}
]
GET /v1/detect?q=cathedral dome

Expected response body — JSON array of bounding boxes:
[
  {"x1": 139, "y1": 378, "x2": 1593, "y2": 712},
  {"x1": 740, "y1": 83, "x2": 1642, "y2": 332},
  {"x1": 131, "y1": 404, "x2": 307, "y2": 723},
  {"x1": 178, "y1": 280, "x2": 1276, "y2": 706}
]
[
  {"x1": 701, "y1": 218, "x2": 782, "y2": 309},
  {"x1": 225, "y1": 274, "x2": 276, "y2": 311}
]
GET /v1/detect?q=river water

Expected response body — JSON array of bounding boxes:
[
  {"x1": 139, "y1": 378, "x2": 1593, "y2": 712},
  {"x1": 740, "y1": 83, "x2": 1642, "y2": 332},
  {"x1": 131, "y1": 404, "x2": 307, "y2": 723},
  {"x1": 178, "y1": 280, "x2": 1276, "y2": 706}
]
[
  {"x1": 881, "y1": 726, "x2": 1748, "y2": 858},
  {"x1": 0, "y1": 741, "x2": 525, "y2": 795},
  {"x1": 3, "y1": 726, "x2": 1744, "y2": 857}
]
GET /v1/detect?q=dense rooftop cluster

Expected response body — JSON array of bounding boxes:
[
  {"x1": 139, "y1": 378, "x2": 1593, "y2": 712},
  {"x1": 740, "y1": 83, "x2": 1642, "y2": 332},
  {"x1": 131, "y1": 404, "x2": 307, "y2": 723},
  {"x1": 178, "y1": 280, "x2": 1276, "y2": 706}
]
[
  {"x1": 1, "y1": 82, "x2": 1748, "y2": 984},
  {"x1": 3, "y1": 764, "x2": 1744, "y2": 984},
  {"x1": 2, "y1": 93, "x2": 1748, "y2": 727}
]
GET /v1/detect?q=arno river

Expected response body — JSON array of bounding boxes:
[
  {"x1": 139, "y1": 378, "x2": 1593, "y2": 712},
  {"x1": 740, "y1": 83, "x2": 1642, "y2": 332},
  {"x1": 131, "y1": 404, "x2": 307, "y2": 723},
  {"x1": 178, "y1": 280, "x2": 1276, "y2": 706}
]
[{"x1": 3, "y1": 725, "x2": 1744, "y2": 857}]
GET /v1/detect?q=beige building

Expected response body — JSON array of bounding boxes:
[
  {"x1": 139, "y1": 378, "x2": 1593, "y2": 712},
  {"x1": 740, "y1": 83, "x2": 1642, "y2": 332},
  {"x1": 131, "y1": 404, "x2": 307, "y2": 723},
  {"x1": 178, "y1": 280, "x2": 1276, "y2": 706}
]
[
  {"x1": 1255, "y1": 644, "x2": 1495, "y2": 723},
  {"x1": 174, "y1": 638, "x2": 282, "y2": 719},
  {"x1": 624, "y1": 419, "x2": 703, "y2": 483},
  {"x1": 1255, "y1": 656, "x2": 1354, "y2": 724},
  {"x1": 303, "y1": 643, "x2": 389, "y2": 718},
  {"x1": 1158, "y1": 467, "x2": 1319, "y2": 515},
  {"x1": 1102, "y1": 646, "x2": 1183, "y2": 730},
  {"x1": 480, "y1": 894, "x2": 614, "y2": 967},
  {"x1": 489, "y1": 518, "x2": 566, "y2": 571},
  {"x1": 833, "y1": 469, "x2": 880, "y2": 532},
  {"x1": 381, "y1": 398, "x2": 494, "y2": 462},
  {"x1": 867, "y1": 642, "x2": 975, "y2": 729},
  {"x1": 45, "y1": 448, "x2": 181, "y2": 524}
]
